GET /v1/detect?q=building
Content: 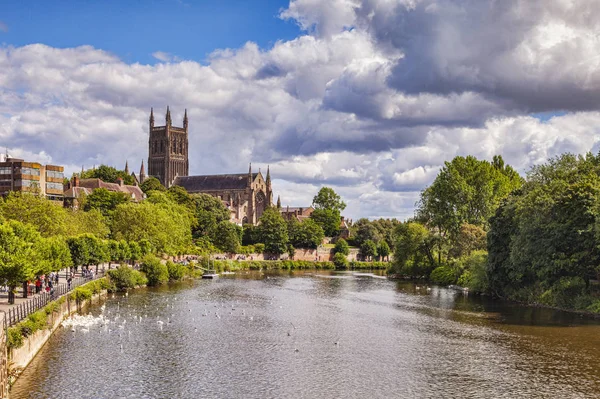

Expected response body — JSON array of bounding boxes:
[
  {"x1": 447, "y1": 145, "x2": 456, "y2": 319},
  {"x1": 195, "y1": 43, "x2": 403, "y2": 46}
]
[
  {"x1": 0, "y1": 156, "x2": 64, "y2": 201},
  {"x1": 146, "y1": 107, "x2": 274, "y2": 225},
  {"x1": 63, "y1": 176, "x2": 144, "y2": 209},
  {"x1": 148, "y1": 107, "x2": 188, "y2": 187},
  {"x1": 173, "y1": 164, "x2": 273, "y2": 225},
  {"x1": 280, "y1": 206, "x2": 314, "y2": 222}
]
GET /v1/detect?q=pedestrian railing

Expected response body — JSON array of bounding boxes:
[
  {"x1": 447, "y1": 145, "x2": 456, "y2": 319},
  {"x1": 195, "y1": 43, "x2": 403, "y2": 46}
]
[{"x1": 6, "y1": 272, "x2": 105, "y2": 327}]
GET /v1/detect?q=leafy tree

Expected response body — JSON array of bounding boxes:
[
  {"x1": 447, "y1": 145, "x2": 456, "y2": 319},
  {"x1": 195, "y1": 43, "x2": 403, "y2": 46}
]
[
  {"x1": 353, "y1": 219, "x2": 383, "y2": 246},
  {"x1": 242, "y1": 224, "x2": 259, "y2": 245},
  {"x1": 360, "y1": 240, "x2": 378, "y2": 261},
  {"x1": 334, "y1": 238, "x2": 350, "y2": 256},
  {"x1": 193, "y1": 194, "x2": 230, "y2": 239},
  {"x1": 312, "y1": 187, "x2": 346, "y2": 212},
  {"x1": 69, "y1": 209, "x2": 110, "y2": 238},
  {"x1": 257, "y1": 207, "x2": 289, "y2": 254},
  {"x1": 288, "y1": 218, "x2": 324, "y2": 248},
  {"x1": 378, "y1": 241, "x2": 391, "y2": 261},
  {"x1": 67, "y1": 235, "x2": 90, "y2": 268},
  {"x1": 129, "y1": 241, "x2": 142, "y2": 263},
  {"x1": 84, "y1": 188, "x2": 129, "y2": 216},
  {"x1": 117, "y1": 240, "x2": 131, "y2": 263},
  {"x1": 110, "y1": 201, "x2": 192, "y2": 255},
  {"x1": 0, "y1": 221, "x2": 45, "y2": 303},
  {"x1": 311, "y1": 209, "x2": 341, "y2": 237},
  {"x1": 81, "y1": 165, "x2": 135, "y2": 186},
  {"x1": 333, "y1": 252, "x2": 348, "y2": 269},
  {"x1": 0, "y1": 192, "x2": 70, "y2": 237},
  {"x1": 140, "y1": 255, "x2": 169, "y2": 286},
  {"x1": 140, "y1": 177, "x2": 166, "y2": 193},
  {"x1": 417, "y1": 155, "x2": 521, "y2": 262},
  {"x1": 287, "y1": 244, "x2": 296, "y2": 260},
  {"x1": 212, "y1": 221, "x2": 241, "y2": 253},
  {"x1": 391, "y1": 222, "x2": 436, "y2": 277},
  {"x1": 449, "y1": 223, "x2": 487, "y2": 259},
  {"x1": 167, "y1": 185, "x2": 195, "y2": 210}
]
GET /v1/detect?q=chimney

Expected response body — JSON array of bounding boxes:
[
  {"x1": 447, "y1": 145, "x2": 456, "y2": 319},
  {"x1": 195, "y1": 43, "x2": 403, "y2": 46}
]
[
  {"x1": 117, "y1": 177, "x2": 124, "y2": 186},
  {"x1": 299, "y1": 207, "x2": 303, "y2": 215},
  {"x1": 72, "y1": 176, "x2": 80, "y2": 188}
]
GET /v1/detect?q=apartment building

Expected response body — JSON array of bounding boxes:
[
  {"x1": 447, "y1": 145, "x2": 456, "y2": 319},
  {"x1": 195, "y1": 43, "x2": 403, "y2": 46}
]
[{"x1": 0, "y1": 157, "x2": 65, "y2": 201}]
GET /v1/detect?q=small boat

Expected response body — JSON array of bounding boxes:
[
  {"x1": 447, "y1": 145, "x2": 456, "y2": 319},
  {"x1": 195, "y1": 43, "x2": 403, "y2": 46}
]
[{"x1": 202, "y1": 273, "x2": 219, "y2": 279}]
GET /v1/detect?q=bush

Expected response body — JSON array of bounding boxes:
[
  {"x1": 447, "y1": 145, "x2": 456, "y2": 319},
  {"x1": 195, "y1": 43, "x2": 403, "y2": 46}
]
[
  {"x1": 108, "y1": 265, "x2": 147, "y2": 291},
  {"x1": 140, "y1": 255, "x2": 169, "y2": 286},
  {"x1": 254, "y1": 243, "x2": 265, "y2": 253},
  {"x1": 333, "y1": 252, "x2": 348, "y2": 269},
  {"x1": 166, "y1": 261, "x2": 187, "y2": 281},
  {"x1": 7, "y1": 327, "x2": 23, "y2": 349},
  {"x1": 430, "y1": 266, "x2": 459, "y2": 286},
  {"x1": 71, "y1": 286, "x2": 92, "y2": 303},
  {"x1": 539, "y1": 277, "x2": 588, "y2": 309},
  {"x1": 334, "y1": 239, "x2": 349, "y2": 256}
]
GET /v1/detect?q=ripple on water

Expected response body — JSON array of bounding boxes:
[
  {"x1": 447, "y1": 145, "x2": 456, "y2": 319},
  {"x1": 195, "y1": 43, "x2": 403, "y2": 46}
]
[{"x1": 11, "y1": 272, "x2": 600, "y2": 399}]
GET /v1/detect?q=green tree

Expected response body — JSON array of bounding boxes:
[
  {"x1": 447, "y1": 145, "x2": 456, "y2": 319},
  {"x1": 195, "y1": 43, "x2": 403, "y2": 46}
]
[
  {"x1": 140, "y1": 177, "x2": 166, "y2": 193},
  {"x1": 84, "y1": 188, "x2": 129, "y2": 216},
  {"x1": 288, "y1": 218, "x2": 324, "y2": 248},
  {"x1": 193, "y1": 194, "x2": 230, "y2": 239},
  {"x1": 391, "y1": 222, "x2": 436, "y2": 277},
  {"x1": 333, "y1": 252, "x2": 348, "y2": 269},
  {"x1": 140, "y1": 255, "x2": 169, "y2": 286},
  {"x1": 378, "y1": 241, "x2": 391, "y2": 261},
  {"x1": 81, "y1": 165, "x2": 135, "y2": 186},
  {"x1": 0, "y1": 192, "x2": 70, "y2": 237},
  {"x1": 311, "y1": 209, "x2": 341, "y2": 237},
  {"x1": 333, "y1": 238, "x2": 349, "y2": 256},
  {"x1": 360, "y1": 240, "x2": 378, "y2": 261},
  {"x1": 312, "y1": 187, "x2": 346, "y2": 212},
  {"x1": 129, "y1": 241, "x2": 142, "y2": 263},
  {"x1": 0, "y1": 221, "x2": 45, "y2": 303},
  {"x1": 212, "y1": 221, "x2": 241, "y2": 253},
  {"x1": 257, "y1": 207, "x2": 289, "y2": 254},
  {"x1": 67, "y1": 236, "x2": 90, "y2": 268},
  {"x1": 353, "y1": 219, "x2": 383, "y2": 246}
]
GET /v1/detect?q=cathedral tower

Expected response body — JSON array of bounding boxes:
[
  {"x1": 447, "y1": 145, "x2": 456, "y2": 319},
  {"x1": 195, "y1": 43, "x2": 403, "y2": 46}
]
[{"x1": 148, "y1": 107, "x2": 189, "y2": 187}]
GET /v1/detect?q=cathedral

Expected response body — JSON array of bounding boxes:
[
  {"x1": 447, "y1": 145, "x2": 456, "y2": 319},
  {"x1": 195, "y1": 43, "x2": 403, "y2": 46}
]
[{"x1": 140, "y1": 107, "x2": 273, "y2": 225}]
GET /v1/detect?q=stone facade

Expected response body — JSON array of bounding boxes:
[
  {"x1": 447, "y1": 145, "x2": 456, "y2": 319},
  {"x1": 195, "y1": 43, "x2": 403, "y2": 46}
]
[
  {"x1": 173, "y1": 164, "x2": 273, "y2": 225},
  {"x1": 148, "y1": 107, "x2": 189, "y2": 187}
]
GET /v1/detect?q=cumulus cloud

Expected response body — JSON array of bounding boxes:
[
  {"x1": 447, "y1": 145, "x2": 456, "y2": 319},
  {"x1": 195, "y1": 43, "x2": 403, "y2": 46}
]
[{"x1": 1, "y1": 0, "x2": 599, "y2": 220}]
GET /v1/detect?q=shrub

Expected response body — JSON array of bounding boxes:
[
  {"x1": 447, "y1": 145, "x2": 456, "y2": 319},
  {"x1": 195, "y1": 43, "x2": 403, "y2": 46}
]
[
  {"x1": 108, "y1": 265, "x2": 147, "y2": 291},
  {"x1": 7, "y1": 327, "x2": 23, "y2": 349},
  {"x1": 333, "y1": 239, "x2": 349, "y2": 256},
  {"x1": 140, "y1": 255, "x2": 169, "y2": 286},
  {"x1": 166, "y1": 261, "x2": 187, "y2": 281},
  {"x1": 333, "y1": 252, "x2": 348, "y2": 269},
  {"x1": 254, "y1": 243, "x2": 265, "y2": 253},
  {"x1": 71, "y1": 286, "x2": 92, "y2": 303},
  {"x1": 430, "y1": 266, "x2": 458, "y2": 286},
  {"x1": 539, "y1": 277, "x2": 588, "y2": 309}
]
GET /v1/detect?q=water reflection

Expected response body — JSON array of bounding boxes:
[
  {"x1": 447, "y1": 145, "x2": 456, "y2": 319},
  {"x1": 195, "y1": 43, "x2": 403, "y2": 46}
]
[{"x1": 11, "y1": 271, "x2": 600, "y2": 399}]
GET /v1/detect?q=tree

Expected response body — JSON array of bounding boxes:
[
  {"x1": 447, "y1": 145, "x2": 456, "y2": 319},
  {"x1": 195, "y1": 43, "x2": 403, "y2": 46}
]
[
  {"x1": 417, "y1": 155, "x2": 522, "y2": 262},
  {"x1": 0, "y1": 192, "x2": 70, "y2": 237},
  {"x1": 449, "y1": 223, "x2": 487, "y2": 259},
  {"x1": 67, "y1": 235, "x2": 90, "y2": 269},
  {"x1": 0, "y1": 221, "x2": 45, "y2": 303},
  {"x1": 311, "y1": 209, "x2": 341, "y2": 237},
  {"x1": 360, "y1": 240, "x2": 378, "y2": 261},
  {"x1": 353, "y1": 219, "x2": 383, "y2": 246},
  {"x1": 139, "y1": 255, "x2": 169, "y2": 286},
  {"x1": 193, "y1": 194, "x2": 230, "y2": 239},
  {"x1": 334, "y1": 238, "x2": 349, "y2": 256},
  {"x1": 312, "y1": 187, "x2": 346, "y2": 212},
  {"x1": 84, "y1": 188, "x2": 129, "y2": 216},
  {"x1": 140, "y1": 177, "x2": 166, "y2": 193},
  {"x1": 110, "y1": 201, "x2": 192, "y2": 255},
  {"x1": 212, "y1": 221, "x2": 241, "y2": 253},
  {"x1": 391, "y1": 222, "x2": 436, "y2": 277},
  {"x1": 378, "y1": 241, "x2": 391, "y2": 261},
  {"x1": 81, "y1": 165, "x2": 135, "y2": 186},
  {"x1": 256, "y1": 207, "x2": 289, "y2": 254},
  {"x1": 288, "y1": 218, "x2": 324, "y2": 249},
  {"x1": 333, "y1": 252, "x2": 348, "y2": 269}
]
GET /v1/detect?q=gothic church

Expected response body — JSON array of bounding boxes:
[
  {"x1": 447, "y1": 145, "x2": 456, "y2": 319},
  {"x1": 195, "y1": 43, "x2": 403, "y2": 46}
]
[{"x1": 145, "y1": 107, "x2": 273, "y2": 225}]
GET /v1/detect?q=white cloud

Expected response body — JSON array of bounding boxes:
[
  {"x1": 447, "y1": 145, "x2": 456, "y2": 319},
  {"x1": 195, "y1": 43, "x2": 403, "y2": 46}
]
[{"x1": 1, "y1": 0, "x2": 599, "y2": 220}]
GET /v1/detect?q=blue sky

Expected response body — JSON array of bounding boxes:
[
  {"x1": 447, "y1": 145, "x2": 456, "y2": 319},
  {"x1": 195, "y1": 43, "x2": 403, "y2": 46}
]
[{"x1": 0, "y1": 0, "x2": 300, "y2": 64}]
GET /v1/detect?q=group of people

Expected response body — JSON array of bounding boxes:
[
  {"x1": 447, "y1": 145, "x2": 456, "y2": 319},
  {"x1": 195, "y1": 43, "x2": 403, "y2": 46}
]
[{"x1": 34, "y1": 272, "x2": 60, "y2": 295}]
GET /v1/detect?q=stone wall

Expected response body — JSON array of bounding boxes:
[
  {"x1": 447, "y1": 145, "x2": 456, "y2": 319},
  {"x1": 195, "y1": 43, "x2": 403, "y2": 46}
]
[{"x1": 9, "y1": 291, "x2": 106, "y2": 378}]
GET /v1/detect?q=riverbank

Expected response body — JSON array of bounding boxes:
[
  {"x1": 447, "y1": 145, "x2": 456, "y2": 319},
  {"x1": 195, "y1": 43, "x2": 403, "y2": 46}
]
[
  {"x1": 210, "y1": 259, "x2": 388, "y2": 272},
  {"x1": 6, "y1": 279, "x2": 110, "y2": 390}
]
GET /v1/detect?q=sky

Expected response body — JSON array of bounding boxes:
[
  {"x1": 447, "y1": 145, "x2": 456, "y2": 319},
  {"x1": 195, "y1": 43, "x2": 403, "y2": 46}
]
[{"x1": 1, "y1": 0, "x2": 599, "y2": 220}]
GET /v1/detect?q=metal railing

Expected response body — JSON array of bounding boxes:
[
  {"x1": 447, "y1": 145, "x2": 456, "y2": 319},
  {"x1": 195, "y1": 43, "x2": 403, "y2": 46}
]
[{"x1": 6, "y1": 272, "x2": 105, "y2": 327}]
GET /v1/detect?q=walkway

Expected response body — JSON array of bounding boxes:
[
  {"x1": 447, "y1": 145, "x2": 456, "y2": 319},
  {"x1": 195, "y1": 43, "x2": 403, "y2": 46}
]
[{"x1": 0, "y1": 265, "x2": 110, "y2": 327}]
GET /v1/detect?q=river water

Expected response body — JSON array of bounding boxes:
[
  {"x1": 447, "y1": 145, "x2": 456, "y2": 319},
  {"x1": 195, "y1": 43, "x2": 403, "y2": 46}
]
[{"x1": 11, "y1": 271, "x2": 600, "y2": 398}]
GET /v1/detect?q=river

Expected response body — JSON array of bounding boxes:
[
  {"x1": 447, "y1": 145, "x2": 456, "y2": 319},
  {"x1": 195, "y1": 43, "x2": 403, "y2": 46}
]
[{"x1": 11, "y1": 270, "x2": 600, "y2": 398}]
